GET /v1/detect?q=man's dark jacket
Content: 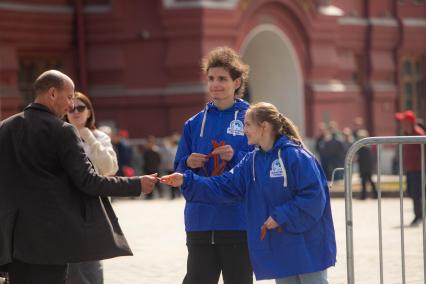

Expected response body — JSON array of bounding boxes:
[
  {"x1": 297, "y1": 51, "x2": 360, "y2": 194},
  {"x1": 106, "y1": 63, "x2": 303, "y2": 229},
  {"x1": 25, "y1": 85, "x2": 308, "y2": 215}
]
[{"x1": 0, "y1": 103, "x2": 141, "y2": 266}]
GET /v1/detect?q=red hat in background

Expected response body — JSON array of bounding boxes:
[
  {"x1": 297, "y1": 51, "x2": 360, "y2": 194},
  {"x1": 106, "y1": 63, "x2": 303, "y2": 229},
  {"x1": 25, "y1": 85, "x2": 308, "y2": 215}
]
[
  {"x1": 395, "y1": 110, "x2": 416, "y2": 122},
  {"x1": 118, "y1": 129, "x2": 129, "y2": 139}
]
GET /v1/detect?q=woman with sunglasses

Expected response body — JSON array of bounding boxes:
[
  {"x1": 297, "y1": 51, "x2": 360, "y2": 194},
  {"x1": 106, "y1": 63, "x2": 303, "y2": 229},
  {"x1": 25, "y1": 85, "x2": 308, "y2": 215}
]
[
  {"x1": 161, "y1": 102, "x2": 336, "y2": 284},
  {"x1": 65, "y1": 91, "x2": 118, "y2": 284}
]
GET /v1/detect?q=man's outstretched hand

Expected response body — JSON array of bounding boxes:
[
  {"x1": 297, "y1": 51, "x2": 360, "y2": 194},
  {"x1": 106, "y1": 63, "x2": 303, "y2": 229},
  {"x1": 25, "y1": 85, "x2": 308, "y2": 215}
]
[
  {"x1": 140, "y1": 173, "x2": 158, "y2": 194},
  {"x1": 159, "y1": 173, "x2": 184, "y2": 187}
]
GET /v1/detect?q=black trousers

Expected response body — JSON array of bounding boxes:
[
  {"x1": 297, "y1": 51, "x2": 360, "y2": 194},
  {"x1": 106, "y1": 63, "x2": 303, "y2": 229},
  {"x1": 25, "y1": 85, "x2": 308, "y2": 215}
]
[
  {"x1": 66, "y1": 261, "x2": 103, "y2": 284},
  {"x1": 360, "y1": 172, "x2": 377, "y2": 198},
  {"x1": 407, "y1": 171, "x2": 424, "y2": 219},
  {"x1": 183, "y1": 239, "x2": 253, "y2": 284},
  {"x1": 7, "y1": 259, "x2": 67, "y2": 284}
]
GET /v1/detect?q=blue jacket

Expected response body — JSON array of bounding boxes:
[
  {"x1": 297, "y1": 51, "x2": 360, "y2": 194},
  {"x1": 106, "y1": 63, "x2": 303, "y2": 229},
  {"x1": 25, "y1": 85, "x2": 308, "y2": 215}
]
[
  {"x1": 181, "y1": 135, "x2": 337, "y2": 280},
  {"x1": 174, "y1": 99, "x2": 252, "y2": 231}
]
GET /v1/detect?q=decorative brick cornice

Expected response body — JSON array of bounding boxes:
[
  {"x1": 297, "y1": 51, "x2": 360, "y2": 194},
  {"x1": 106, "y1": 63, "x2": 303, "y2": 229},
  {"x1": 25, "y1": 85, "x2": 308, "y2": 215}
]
[
  {"x1": 0, "y1": 2, "x2": 110, "y2": 14},
  {"x1": 162, "y1": 0, "x2": 238, "y2": 10}
]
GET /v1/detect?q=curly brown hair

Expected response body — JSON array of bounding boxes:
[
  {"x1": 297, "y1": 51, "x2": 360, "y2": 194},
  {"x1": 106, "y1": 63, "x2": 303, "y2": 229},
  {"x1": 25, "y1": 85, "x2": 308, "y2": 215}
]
[{"x1": 201, "y1": 46, "x2": 249, "y2": 98}]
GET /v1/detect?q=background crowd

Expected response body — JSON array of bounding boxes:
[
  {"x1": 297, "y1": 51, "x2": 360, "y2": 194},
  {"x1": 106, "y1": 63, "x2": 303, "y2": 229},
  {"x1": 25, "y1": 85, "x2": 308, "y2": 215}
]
[{"x1": 93, "y1": 127, "x2": 182, "y2": 200}]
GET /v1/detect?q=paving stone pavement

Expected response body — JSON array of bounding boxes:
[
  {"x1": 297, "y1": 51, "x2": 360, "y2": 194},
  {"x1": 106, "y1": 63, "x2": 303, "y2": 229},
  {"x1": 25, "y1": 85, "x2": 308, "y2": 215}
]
[{"x1": 103, "y1": 197, "x2": 424, "y2": 284}]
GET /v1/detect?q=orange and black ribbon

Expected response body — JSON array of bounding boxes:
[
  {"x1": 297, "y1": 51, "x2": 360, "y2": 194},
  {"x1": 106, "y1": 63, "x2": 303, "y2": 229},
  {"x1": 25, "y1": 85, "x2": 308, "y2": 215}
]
[
  {"x1": 203, "y1": 140, "x2": 228, "y2": 176},
  {"x1": 260, "y1": 224, "x2": 283, "y2": 240}
]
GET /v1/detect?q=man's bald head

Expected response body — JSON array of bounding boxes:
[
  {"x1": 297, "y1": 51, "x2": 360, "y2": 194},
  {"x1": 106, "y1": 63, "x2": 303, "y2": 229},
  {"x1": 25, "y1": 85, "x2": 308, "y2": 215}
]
[
  {"x1": 33, "y1": 70, "x2": 74, "y2": 98},
  {"x1": 32, "y1": 70, "x2": 75, "y2": 118}
]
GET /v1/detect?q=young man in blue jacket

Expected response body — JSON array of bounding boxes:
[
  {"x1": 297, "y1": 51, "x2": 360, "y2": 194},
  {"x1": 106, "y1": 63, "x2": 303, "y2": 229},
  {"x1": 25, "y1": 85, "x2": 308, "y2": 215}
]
[
  {"x1": 174, "y1": 47, "x2": 253, "y2": 284},
  {"x1": 164, "y1": 102, "x2": 336, "y2": 284}
]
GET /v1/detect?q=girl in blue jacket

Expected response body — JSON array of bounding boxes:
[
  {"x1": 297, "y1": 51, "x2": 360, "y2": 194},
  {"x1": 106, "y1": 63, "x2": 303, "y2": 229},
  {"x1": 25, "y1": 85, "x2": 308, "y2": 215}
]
[
  {"x1": 162, "y1": 102, "x2": 336, "y2": 284},
  {"x1": 173, "y1": 47, "x2": 253, "y2": 284}
]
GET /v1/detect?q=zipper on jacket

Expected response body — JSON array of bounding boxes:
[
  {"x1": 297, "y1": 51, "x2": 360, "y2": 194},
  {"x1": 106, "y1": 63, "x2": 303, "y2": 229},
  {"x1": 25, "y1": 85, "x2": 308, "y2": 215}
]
[{"x1": 211, "y1": 231, "x2": 215, "y2": 245}]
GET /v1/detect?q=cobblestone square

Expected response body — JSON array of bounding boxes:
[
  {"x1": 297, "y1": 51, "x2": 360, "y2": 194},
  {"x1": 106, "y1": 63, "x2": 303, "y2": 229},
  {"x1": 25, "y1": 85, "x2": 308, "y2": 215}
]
[{"x1": 103, "y1": 198, "x2": 423, "y2": 284}]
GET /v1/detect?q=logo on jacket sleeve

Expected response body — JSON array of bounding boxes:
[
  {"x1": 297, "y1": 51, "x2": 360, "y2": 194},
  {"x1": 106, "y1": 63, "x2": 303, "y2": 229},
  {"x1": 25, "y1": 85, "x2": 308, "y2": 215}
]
[
  {"x1": 270, "y1": 159, "x2": 284, "y2": 178},
  {"x1": 227, "y1": 120, "x2": 244, "y2": 136}
]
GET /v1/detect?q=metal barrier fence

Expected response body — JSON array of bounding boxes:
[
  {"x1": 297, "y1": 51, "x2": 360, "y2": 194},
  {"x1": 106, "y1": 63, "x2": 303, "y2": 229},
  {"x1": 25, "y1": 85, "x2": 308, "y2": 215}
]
[{"x1": 344, "y1": 136, "x2": 426, "y2": 284}]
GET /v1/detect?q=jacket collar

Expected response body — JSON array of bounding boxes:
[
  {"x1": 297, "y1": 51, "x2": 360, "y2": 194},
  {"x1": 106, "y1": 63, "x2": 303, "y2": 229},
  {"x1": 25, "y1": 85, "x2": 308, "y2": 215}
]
[
  {"x1": 206, "y1": 98, "x2": 249, "y2": 113},
  {"x1": 24, "y1": 103, "x2": 54, "y2": 115},
  {"x1": 259, "y1": 135, "x2": 298, "y2": 154}
]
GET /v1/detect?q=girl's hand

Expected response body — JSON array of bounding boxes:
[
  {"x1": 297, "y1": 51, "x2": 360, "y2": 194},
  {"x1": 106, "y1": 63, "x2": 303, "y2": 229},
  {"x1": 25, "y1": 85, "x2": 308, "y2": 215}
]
[
  {"x1": 186, "y1": 153, "x2": 208, "y2": 169},
  {"x1": 211, "y1": 145, "x2": 234, "y2": 162},
  {"x1": 160, "y1": 173, "x2": 184, "y2": 187},
  {"x1": 263, "y1": 216, "x2": 279, "y2": 230},
  {"x1": 260, "y1": 217, "x2": 283, "y2": 240}
]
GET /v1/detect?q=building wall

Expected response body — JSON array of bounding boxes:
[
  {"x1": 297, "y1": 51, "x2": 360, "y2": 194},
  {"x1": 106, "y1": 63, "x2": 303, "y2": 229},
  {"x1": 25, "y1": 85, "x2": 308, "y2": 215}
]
[{"x1": 0, "y1": 0, "x2": 425, "y2": 138}]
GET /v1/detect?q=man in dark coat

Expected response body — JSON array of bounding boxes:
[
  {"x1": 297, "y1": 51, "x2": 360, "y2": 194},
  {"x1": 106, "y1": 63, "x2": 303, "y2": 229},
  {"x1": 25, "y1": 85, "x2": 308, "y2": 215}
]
[{"x1": 0, "y1": 70, "x2": 158, "y2": 283}]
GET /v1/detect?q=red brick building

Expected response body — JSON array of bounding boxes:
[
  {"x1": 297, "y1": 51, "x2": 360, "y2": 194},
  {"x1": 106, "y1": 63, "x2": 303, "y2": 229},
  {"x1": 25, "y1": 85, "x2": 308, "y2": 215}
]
[{"x1": 0, "y1": 0, "x2": 425, "y2": 138}]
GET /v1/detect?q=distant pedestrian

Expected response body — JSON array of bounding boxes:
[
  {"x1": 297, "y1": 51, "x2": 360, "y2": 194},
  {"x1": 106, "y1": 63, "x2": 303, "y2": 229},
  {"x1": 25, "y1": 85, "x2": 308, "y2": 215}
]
[
  {"x1": 395, "y1": 110, "x2": 426, "y2": 226},
  {"x1": 112, "y1": 129, "x2": 134, "y2": 177},
  {"x1": 356, "y1": 129, "x2": 377, "y2": 200},
  {"x1": 352, "y1": 116, "x2": 365, "y2": 141},
  {"x1": 323, "y1": 125, "x2": 345, "y2": 181},
  {"x1": 315, "y1": 122, "x2": 330, "y2": 174},
  {"x1": 143, "y1": 135, "x2": 163, "y2": 199},
  {"x1": 342, "y1": 127, "x2": 354, "y2": 153},
  {"x1": 160, "y1": 134, "x2": 181, "y2": 199}
]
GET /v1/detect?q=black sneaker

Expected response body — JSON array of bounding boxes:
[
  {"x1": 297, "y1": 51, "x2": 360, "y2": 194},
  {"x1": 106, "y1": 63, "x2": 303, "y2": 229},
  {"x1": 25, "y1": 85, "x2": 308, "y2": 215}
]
[{"x1": 410, "y1": 217, "x2": 422, "y2": 227}]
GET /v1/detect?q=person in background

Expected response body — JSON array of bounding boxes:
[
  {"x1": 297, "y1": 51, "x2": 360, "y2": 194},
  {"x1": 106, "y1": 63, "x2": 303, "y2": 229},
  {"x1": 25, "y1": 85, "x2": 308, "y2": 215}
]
[
  {"x1": 323, "y1": 122, "x2": 345, "y2": 180},
  {"x1": 0, "y1": 70, "x2": 157, "y2": 284},
  {"x1": 161, "y1": 102, "x2": 336, "y2": 283},
  {"x1": 356, "y1": 129, "x2": 377, "y2": 200},
  {"x1": 65, "y1": 91, "x2": 118, "y2": 284},
  {"x1": 352, "y1": 116, "x2": 365, "y2": 140},
  {"x1": 173, "y1": 47, "x2": 253, "y2": 284},
  {"x1": 143, "y1": 135, "x2": 163, "y2": 199},
  {"x1": 315, "y1": 122, "x2": 330, "y2": 175},
  {"x1": 112, "y1": 129, "x2": 134, "y2": 177},
  {"x1": 169, "y1": 133, "x2": 181, "y2": 199},
  {"x1": 342, "y1": 127, "x2": 354, "y2": 153},
  {"x1": 395, "y1": 110, "x2": 426, "y2": 226},
  {"x1": 159, "y1": 134, "x2": 181, "y2": 199}
]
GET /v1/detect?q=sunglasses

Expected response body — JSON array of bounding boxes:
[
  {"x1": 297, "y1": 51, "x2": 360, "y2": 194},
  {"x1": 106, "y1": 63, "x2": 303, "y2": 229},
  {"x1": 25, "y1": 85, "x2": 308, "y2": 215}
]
[{"x1": 68, "y1": 105, "x2": 87, "y2": 113}]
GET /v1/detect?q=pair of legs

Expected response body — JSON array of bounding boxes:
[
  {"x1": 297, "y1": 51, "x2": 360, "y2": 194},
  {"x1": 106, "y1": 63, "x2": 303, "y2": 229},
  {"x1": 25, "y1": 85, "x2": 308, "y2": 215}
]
[
  {"x1": 183, "y1": 243, "x2": 253, "y2": 284},
  {"x1": 7, "y1": 259, "x2": 67, "y2": 284},
  {"x1": 360, "y1": 172, "x2": 377, "y2": 199},
  {"x1": 406, "y1": 171, "x2": 425, "y2": 225},
  {"x1": 276, "y1": 270, "x2": 328, "y2": 284},
  {"x1": 66, "y1": 261, "x2": 103, "y2": 284}
]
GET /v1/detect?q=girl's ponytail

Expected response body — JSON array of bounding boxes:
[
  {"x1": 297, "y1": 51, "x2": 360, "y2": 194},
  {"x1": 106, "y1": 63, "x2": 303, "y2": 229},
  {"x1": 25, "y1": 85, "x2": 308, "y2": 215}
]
[{"x1": 278, "y1": 113, "x2": 305, "y2": 148}]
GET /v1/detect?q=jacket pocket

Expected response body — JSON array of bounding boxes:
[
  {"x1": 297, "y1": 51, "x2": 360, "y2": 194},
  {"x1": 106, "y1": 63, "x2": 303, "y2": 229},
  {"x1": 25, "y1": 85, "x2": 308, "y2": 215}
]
[
  {"x1": 271, "y1": 229, "x2": 303, "y2": 247},
  {"x1": 249, "y1": 227, "x2": 272, "y2": 252},
  {"x1": 82, "y1": 196, "x2": 94, "y2": 224},
  {"x1": 0, "y1": 209, "x2": 17, "y2": 264}
]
